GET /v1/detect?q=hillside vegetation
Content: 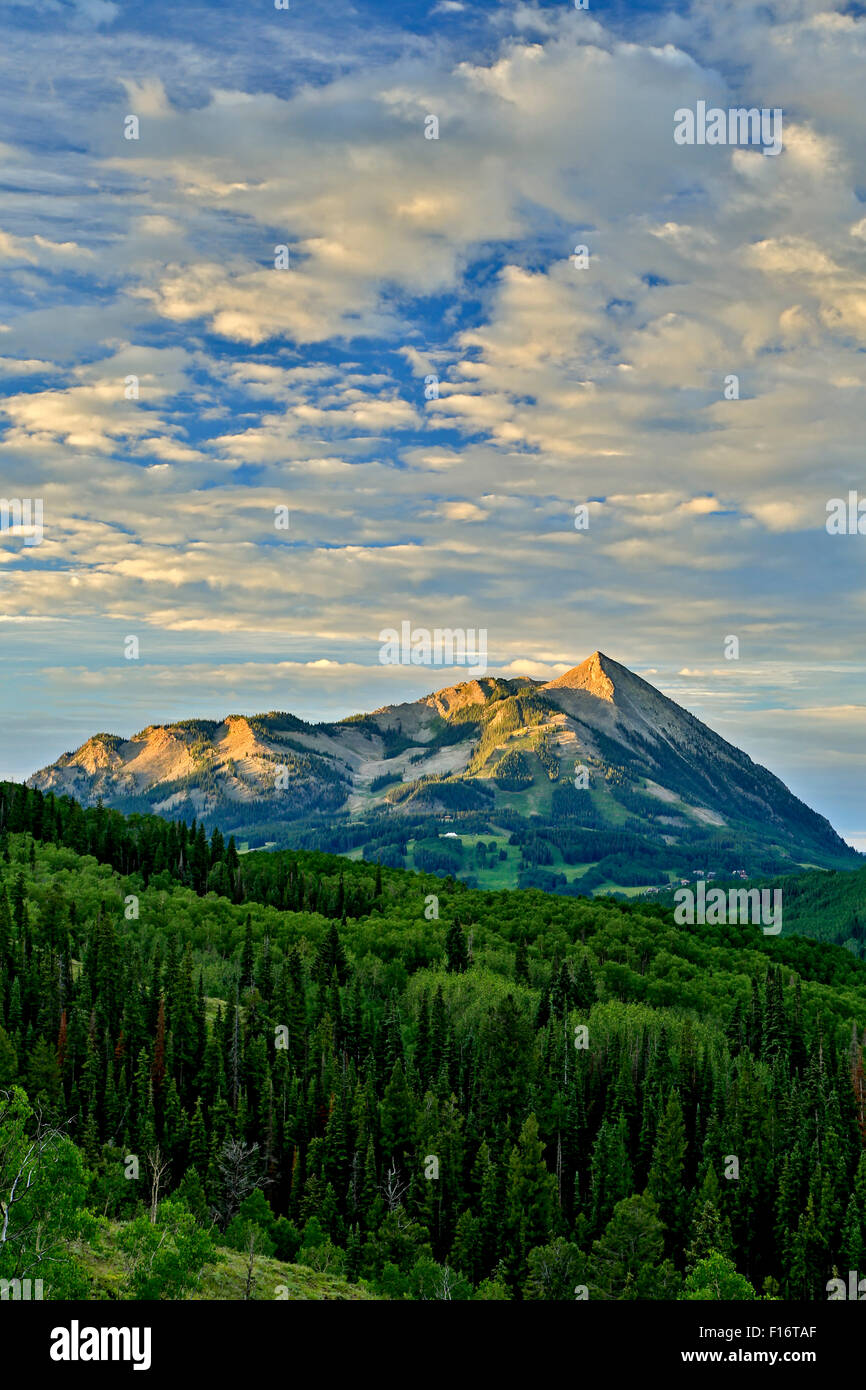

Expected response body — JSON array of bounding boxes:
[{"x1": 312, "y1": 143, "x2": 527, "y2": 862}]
[{"x1": 1, "y1": 781, "x2": 866, "y2": 1301}]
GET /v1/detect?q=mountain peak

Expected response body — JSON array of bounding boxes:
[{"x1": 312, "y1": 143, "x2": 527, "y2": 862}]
[
  {"x1": 543, "y1": 650, "x2": 623, "y2": 701},
  {"x1": 26, "y1": 645, "x2": 856, "y2": 877}
]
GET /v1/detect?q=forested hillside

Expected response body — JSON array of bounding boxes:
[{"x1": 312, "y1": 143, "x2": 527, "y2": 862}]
[
  {"x1": 760, "y1": 863, "x2": 866, "y2": 957},
  {"x1": 2, "y1": 781, "x2": 866, "y2": 1301}
]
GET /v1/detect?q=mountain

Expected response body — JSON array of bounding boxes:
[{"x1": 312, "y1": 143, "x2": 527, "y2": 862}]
[{"x1": 28, "y1": 651, "x2": 858, "y2": 893}]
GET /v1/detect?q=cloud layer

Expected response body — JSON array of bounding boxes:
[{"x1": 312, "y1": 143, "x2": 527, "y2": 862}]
[{"x1": 0, "y1": 0, "x2": 863, "y2": 841}]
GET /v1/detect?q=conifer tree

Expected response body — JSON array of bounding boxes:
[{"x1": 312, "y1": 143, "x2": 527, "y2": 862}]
[
  {"x1": 647, "y1": 1089, "x2": 689, "y2": 1259},
  {"x1": 380, "y1": 1060, "x2": 415, "y2": 1171},
  {"x1": 840, "y1": 1193, "x2": 862, "y2": 1273},
  {"x1": 505, "y1": 1113, "x2": 557, "y2": 1283},
  {"x1": 589, "y1": 1116, "x2": 634, "y2": 1234},
  {"x1": 514, "y1": 935, "x2": 529, "y2": 985},
  {"x1": 590, "y1": 1194, "x2": 680, "y2": 1300},
  {"x1": 189, "y1": 1097, "x2": 209, "y2": 1177},
  {"x1": 240, "y1": 915, "x2": 255, "y2": 989},
  {"x1": 445, "y1": 919, "x2": 469, "y2": 974},
  {"x1": 789, "y1": 1195, "x2": 825, "y2": 1298}
]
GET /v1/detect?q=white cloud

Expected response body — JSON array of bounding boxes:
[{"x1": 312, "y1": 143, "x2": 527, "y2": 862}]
[{"x1": 0, "y1": 0, "x2": 865, "y2": 829}]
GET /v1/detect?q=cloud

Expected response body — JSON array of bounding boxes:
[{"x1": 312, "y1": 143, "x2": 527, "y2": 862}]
[
  {"x1": 502, "y1": 658, "x2": 569, "y2": 679},
  {"x1": 0, "y1": 0, "x2": 864, "y2": 831},
  {"x1": 0, "y1": 229, "x2": 95, "y2": 264},
  {"x1": 435, "y1": 501, "x2": 489, "y2": 522}
]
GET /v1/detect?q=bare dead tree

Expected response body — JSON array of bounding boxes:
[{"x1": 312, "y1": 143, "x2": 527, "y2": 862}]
[
  {"x1": 382, "y1": 1160, "x2": 409, "y2": 1211},
  {"x1": 145, "y1": 1145, "x2": 170, "y2": 1225},
  {"x1": 435, "y1": 1264, "x2": 456, "y2": 1301},
  {"x1": 212, "y1": 1138, "x2": 263, "y2": 1226}
]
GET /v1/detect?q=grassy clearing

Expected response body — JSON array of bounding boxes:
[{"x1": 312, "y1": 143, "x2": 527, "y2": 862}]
[{"x1": 74, "y1": 1224, "x2": 380, "y2": 1301}]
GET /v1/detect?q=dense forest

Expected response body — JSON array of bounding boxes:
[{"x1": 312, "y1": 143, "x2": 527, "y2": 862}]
[{"x1": 1, "y1": 780, "x2": 866, "y2": 1301}]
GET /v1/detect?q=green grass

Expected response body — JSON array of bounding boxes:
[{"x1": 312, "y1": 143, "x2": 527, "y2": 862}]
[
  {"x1": 593, "y1": 880, "x2": 660, "y2": 898},
  {"x1": 486, "y1": 771, "x2": 556, "y2": 817},
  {"x1": 406, "y1": 829, "x2": 523, "y2": 890},
  {"x1": 587, "y1": 779, "x2": 630, "y2": 825},
  {"x1": 560, "y1": 861, "x2": 594, "y2": 882},
  {"x1": 74, "y1": 1224, "x2": 381, "y2": 1301}
]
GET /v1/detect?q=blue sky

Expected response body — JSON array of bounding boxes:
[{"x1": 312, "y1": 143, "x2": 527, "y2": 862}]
[{"x1": 0, "y1": 0, "x2": 864, "y2": 847}]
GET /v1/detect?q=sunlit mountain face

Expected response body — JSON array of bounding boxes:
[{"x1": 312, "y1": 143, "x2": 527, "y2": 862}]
[{"x1": 29, "y1": 653, "x2": 859, "y2": 891}]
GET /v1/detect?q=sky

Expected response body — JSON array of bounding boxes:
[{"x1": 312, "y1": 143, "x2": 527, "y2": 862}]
[{"x1": 0, "y1": 0, "x2": 864, "y2": 848}]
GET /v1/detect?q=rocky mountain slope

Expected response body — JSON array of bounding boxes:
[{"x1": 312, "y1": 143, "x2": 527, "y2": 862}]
[{"x1": 28, "y1": 652, "x2": 858, "y2": 891}]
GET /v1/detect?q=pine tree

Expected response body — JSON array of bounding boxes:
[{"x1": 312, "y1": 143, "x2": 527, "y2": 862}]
[
  {"x1": 590, "y1": 1194, "x2": 680, "y2": 1300},
  {"x1": 686, "y1": 1190, "x2": 733, "y2": 1272},
  {"x1": 505, "y1": 1113, "x2": 557, "y2": 1284},
  {"x1": 414, "y1": 990, "x2": 431, "y2": 1089},
  {"x1": 789, "y1": 1195, "x2": 825, "y2": 1299},
  {"x1": 840, "y1": 1193, "x2": 862, "y2": 1273},
  {"x1": 189, "y1": 1097, "x2": 209, "y2": 1176},
  {"x1": 152, "y1": 997, "x2": 167, "y2": 1095},
  {"x1": 429, "y1": 985, "x2": 447, "y2": 1079},
  {"x1": 450, "y1": 1208, "x2": 483, "y2": 1284},
  {"x1": 747, "y1": 977, "x2": 763, "y2": 1054},
  {"x1": 359, "y1": 1136, "x2": 380, "y2": 1230},
  {"x1": 0, "y1": 1025, "x2": 18, "y2": 1087},
  {"x1": 161, "y1": 1077, "x2": 188, "y2": 1169},
  {"x1": 445, "y1": 920, "x2": 469, "y2": 974},
  {"x1": 380, "y1": 1060, "x2": 415, "y2": 1171},
  {"x1": 589, "y1": 1116, "x2": 634, "y2": 1234},
  {"x1": 240, "y1": 914, "x2": 255, "y2": 989},
  {"x1": 0, "y1": 889, "x2": 12, "y2": 969},
  {"x1": 345, "y1": 1224, "x2": 362, "y2": 1281},
  {"x1": 477, "y1": 1140, "x2": 502, "y2": 1274},
  {"x1": 478, "y1": 993, "x2": 533, "y2": 1133},
  {"x1": 574, "y1": 954, "x2": 596, "y2": 1012},
  {"x1": 316, "y1": 921, "x2": 348, "y2": 986},
  {"x1": 514, "y1": 936, "x2": 529, "y2": 985},
  {"x1": 725, "y1": 1001, "x2": 744, "y2": 1056},
  {"x1": 647, "y1": 1089, "x2": 689, "y2": 1260},
  {"x1": 26, "y1": 1034, "x2": 62, "y2": 1106},
  {"x1": 762, "y1": 967, "x2": 788, "y2": 1063}
]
